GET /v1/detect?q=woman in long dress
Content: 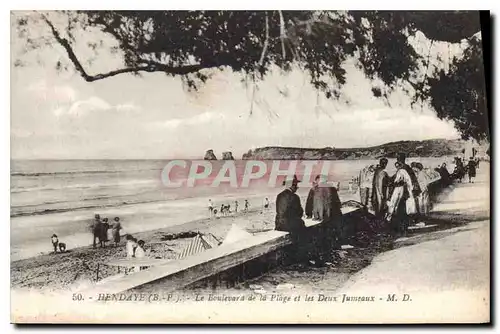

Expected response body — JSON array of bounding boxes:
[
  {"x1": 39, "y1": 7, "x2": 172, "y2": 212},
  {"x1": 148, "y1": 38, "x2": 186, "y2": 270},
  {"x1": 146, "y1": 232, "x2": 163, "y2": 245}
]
[
  {"x1": 112, "y1": 217, "x2": 122, "y2": 246},
  {"x1": 414, "y1": 163, "x2": 431, "y2": 215},
  {"x1": 386, "y1": 162, "x2": 415, "y2": 236}
]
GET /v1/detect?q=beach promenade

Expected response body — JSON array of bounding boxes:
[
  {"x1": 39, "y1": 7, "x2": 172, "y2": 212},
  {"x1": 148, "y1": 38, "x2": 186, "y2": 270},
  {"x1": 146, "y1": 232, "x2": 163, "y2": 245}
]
[{"x1": 337, "y1": 162, "x2": 490, "y2": 323}]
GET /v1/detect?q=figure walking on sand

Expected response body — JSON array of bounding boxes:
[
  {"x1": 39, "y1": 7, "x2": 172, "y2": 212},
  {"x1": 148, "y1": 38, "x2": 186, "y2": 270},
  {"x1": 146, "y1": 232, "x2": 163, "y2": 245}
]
[
  {"x1": 92, "y1": 214, "x2": 103, "y2": 248},
  {"x1": 244, "y1": 199, "x2": 249, "y2": 213},
  {"x1": 208, "y1": 199, "x2": 214, "y2": 217},
  {"x1": 234, "y1": 200, "x2": 239, "y2": 213},
  {"x1": 264, "y1": 197, "x2": 270, "y2": 211},
  {"x1": 112, "y1": 217, "x2": 122, "y2": 246}
]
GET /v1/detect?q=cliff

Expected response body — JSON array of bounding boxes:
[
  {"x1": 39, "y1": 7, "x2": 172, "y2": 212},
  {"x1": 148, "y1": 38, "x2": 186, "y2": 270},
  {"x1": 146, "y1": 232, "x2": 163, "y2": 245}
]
[
  {"x1": 242, "y1": 139, "x2": 467, "y2": 160},
  {"x1": 222, "y1": 151, "x2": 235, "y2": 160},
  {"x1": 204, "y1": 149, "x2": 217, "y2": 160}
]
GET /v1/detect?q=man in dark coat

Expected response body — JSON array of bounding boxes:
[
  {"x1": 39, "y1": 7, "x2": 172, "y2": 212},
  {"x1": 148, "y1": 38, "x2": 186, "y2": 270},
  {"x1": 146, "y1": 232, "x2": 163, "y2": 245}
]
[
  {"x1": 371, "y1": 158, "x2": 389, "y2": 219},
  {"x1": 275, "y1": 175, "x2": 305, "y2": 233},
  {"x1": 467, "y1": 157, "x2": 477, "y2": 183},
  {"x1": 435, "y1": 162, "x2": 451, "y2": 187},
  {"x1": 305, "y1": 175, "x2": 343, "y2": 259},
  {"x1": 275, "y1": 175, "x2": 308, "y2": 262},
  {"x1": 92, "y1": 214, "x2": 106, "y2": 248}
]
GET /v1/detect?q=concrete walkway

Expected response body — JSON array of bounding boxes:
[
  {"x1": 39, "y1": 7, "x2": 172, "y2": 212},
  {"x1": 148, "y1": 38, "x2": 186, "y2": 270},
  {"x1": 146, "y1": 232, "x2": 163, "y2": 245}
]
[{"x1": 337, "y1": 163, "x2": 490, "y2": 323}]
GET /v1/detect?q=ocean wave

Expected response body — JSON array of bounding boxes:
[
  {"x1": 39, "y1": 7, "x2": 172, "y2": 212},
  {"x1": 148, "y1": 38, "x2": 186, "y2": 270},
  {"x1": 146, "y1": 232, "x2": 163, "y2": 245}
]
[
  {"x1": 11, "y1": 179, "x2": 159, "y2": 193},
  {"x1": 10, "y1": 198, "x2": 170, "y2": 218},
  {"x1": 11, "y1": 167, "x2": 161, "y2": 177}
]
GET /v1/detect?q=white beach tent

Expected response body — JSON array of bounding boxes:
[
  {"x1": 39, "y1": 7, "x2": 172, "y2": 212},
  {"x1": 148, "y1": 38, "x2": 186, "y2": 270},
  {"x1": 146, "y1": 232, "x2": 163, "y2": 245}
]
[{"x1": 222, "y1": 224, "x2": 253, "y2": 245}]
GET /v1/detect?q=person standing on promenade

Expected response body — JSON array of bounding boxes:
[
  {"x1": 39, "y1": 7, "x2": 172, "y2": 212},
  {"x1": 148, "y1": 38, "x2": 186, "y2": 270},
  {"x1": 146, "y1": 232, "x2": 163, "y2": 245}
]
[
  {"x1": 305, "y1": 175, "x2": 343, "y2": 262},
  {"x1": 386, "y1": 162, "x2": 414, "y2": 237},
  {"x1": 358, "y1": 165, "x2": 375, "y2": 209},
  {"x1": 467, "y1": 157, "x2": 477, "y2": 183},
  {"x1": 275, "y1": 176, "x2": 309, "y2": 262},
  {"x1": 371, "y1": 158, "x2": 389, "y2": 219}
]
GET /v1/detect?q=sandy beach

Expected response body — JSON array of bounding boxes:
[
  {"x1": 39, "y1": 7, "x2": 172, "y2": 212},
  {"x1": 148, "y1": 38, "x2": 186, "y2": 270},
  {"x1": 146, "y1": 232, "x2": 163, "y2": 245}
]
[
  {"x1": 10, "y1": 157, "x2": 466, "y2": 291},
  {"x1": 10, "y1": 187, "x2": 359, "y2": 291}
]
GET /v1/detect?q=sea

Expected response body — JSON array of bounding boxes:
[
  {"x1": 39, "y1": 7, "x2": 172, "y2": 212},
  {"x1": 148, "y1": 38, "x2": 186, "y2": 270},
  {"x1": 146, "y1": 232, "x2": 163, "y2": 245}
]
[{"x1": 10, "y1": 157, "x2": 454, "y2": 261}]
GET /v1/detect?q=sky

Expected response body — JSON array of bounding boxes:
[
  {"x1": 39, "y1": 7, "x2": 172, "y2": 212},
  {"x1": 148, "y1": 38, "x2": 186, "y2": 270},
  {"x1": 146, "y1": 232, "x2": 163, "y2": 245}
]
[{"x1": 10, "y1": 12, "x2": 469, "y2": 160}]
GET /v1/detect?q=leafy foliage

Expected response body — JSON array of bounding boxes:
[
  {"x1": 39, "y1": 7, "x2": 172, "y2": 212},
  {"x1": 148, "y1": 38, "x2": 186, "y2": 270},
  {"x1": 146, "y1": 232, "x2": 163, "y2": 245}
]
[
  {"x1": 13, "y1": 10, "x2": 488, "y2": 141},
  {"x1": 427, "y1": 37, "x2": 489, "y2": 141}
]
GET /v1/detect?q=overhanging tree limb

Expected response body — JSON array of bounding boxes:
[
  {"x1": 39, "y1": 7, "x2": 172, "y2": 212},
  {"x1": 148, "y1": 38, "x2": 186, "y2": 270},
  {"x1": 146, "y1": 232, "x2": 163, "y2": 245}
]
[{"x1": 41, "y1": 14, "x2": 222, "y2": 82}]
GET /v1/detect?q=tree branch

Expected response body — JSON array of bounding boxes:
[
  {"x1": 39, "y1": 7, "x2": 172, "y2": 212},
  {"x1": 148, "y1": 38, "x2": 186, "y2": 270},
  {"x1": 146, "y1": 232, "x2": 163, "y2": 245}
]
[
  {"x1": 40, "y1": 14, "x2": 218, "y2": 82},
  {"x1": 279, "y1": 10, "x2": 287, "y2": 59},
  {"x1": 250, "y1": 12, "x2": 270, "y2": 115},
  {"x1": 258, "y1": 12, "x2": 270, "y2": 67}
]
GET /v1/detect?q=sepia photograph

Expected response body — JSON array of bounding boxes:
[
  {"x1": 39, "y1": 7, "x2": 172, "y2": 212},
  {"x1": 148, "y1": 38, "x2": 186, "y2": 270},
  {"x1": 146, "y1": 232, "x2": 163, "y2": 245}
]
[{"x1": 9, "y1": 9, "x2": 490, "y2": 324}]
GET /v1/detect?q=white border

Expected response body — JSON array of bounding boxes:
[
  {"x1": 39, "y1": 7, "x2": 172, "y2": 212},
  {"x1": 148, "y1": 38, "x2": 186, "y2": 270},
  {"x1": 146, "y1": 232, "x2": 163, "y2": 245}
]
[{"x1": 2, "y1": 1, "x2": 498, "y2": 332}]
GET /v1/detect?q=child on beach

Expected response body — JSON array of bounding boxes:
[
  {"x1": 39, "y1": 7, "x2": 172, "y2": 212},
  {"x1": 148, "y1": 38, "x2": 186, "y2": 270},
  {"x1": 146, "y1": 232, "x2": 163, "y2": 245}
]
[
  {"x1": 125, "y1": 235, "x2": 137, "y2": 258},
  {"x1": 58, "y1": 242, "x2": 66, "y2": 252},
  {"x1": 244, "y1": 200, "x2": 249, "y2": 212},
  {"x1": 51, "y1": 234, "x2": 59, "y2": 253},
  {"x1": 208, "y1": 199, "x2": 214, "y2": 217},
  {"x1": 234, "y1": 200, "x2": 239, "y2": 213},
  {"x1": 134, "y1": 240, "x2": 147, "y2": 272},
  {"x1": 135, "y1": 240, "x2": 146, "y2": 258},
  {"x1": 264, "y1": 197, "x2": 270, "y2": 210}
]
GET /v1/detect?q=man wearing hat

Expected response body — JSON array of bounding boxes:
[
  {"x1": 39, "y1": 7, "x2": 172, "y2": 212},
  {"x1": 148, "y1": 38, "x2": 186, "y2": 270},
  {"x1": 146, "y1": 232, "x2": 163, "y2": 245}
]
[
  {"x1": 275, "y1": 175, "x2": 309, "y2": 262},
  {"x1": 275, "y1": 175, "x2": 305, "y2": 233}
]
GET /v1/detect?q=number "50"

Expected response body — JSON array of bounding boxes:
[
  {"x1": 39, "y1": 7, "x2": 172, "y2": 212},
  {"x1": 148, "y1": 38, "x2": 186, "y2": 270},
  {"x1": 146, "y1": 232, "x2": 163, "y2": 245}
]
[{"x1": 72, "y1": 293, "x2": 84, "y2": 301}]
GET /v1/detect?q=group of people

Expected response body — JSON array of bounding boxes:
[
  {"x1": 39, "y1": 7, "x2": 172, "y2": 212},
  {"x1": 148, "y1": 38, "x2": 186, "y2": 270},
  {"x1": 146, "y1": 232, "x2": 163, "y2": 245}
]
[
  {"x1": 358, "y1": 153, "x2": 437, "y2": 237},
  {"x1": 208, "y1": 199, "x2": 251, "y2": 217},
  {"x1": 272, "y1": 153, "x2": 434, "y2": 265},
  {"x1": 449, "y1": 156, "x2": 478, "y2": 183},
  {"x1": 275, "y1": 174, "x2": 343, "y2": 265},
  {"x1": 92, "y1": 214, "x2": 122, "y2": 248},
  {"x1": 92, "y1": 213, "x2": 148, "y2": 260}
]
